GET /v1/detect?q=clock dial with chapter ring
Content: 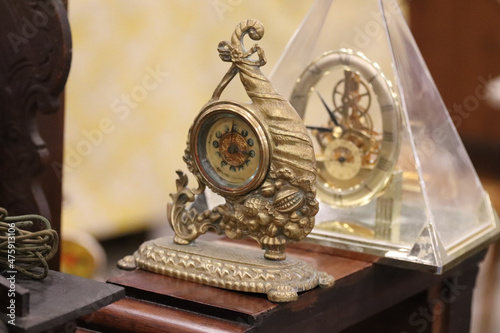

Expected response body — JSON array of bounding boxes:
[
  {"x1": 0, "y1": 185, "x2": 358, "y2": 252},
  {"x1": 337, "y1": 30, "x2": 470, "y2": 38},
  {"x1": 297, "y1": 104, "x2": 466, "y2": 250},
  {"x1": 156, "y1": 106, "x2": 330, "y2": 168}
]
[
  {"x1": 205, "y1": 115, "x2": 260, "y2": 185},
  {"x1": 190, "y1": 102, "x2": 270, "y2": 197},
  {"x1": 290, "y1": 49, "x2": 401, "y2": 207},
  {"x1": 322, "y1": 138, "x2": 362, "y2": 182}
]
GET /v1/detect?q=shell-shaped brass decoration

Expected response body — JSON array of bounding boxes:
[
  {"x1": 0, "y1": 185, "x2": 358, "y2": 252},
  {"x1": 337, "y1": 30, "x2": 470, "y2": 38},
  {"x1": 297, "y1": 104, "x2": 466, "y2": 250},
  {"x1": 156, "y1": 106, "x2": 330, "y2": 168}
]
[
  {"x1": 168, "y1": 20, "x2": 318, "y2": 261},
  {"x1": 119, "y1": 20, "x2": 334, "y2": 305}
]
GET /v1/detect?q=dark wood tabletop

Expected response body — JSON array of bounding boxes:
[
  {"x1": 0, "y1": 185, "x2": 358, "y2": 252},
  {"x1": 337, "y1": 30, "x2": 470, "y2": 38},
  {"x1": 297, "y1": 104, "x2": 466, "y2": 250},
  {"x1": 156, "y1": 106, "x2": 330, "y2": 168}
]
[{"x1": 77, "y1": 239, "x2": 487, "y2": 333}]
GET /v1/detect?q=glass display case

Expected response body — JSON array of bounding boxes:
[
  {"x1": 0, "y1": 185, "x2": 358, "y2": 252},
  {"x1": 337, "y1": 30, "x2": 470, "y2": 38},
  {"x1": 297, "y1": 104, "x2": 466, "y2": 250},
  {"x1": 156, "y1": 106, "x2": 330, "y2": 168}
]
[{"x1": 269, "y1": 0, "x2": 500, "y2": 273}]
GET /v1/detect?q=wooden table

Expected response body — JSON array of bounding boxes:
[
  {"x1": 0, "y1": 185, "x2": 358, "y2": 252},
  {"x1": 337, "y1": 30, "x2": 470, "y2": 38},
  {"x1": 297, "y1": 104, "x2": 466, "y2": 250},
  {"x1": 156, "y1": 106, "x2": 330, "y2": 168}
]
[{"x1": 76, "y1": 240, "x2": 486, "y2": 333}]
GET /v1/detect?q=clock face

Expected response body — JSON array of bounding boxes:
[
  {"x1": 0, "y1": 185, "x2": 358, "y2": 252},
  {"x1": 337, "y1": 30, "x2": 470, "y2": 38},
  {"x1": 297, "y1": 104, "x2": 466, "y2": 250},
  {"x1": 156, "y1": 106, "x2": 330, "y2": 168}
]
[
  {"x1": 322, "y1": 138, "x2": 362, "y2": 181},
  {"x1": 290, "y1": 50, "x2": 401, "y2": 207},
  {"x1": 191, "y1": 103, "x2": 270, "y2": 196}
]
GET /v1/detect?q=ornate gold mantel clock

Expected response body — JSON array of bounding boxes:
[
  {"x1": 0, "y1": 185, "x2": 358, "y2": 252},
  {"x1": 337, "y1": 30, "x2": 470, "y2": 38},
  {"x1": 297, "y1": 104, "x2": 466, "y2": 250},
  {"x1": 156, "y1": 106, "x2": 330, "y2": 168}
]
[{"x1": 118, "y1": 20, "x2": 334, "y2": 302}]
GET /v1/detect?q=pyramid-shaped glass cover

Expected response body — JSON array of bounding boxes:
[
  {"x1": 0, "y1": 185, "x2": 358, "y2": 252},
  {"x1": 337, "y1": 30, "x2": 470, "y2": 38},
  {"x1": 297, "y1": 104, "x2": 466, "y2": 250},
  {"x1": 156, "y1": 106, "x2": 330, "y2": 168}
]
[{"x1": 270, "y1": 0, "x2": 500, "y2": 273}]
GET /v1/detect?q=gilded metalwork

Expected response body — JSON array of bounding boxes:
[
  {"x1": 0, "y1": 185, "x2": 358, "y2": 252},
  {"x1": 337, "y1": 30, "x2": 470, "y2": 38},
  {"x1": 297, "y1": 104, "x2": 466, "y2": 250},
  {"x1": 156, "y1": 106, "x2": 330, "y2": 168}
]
[
  {"x1": 169, "y1": 19, "x2": 319, "y2": 261},
  {"x1": 119, "y1": 20, "x2": 333, "y2": 301},
  {"x1": 167, "y1": 171, "x2": 222, "y2": 245},
  {"x1": 117, "y1": 238, "x2": 334, "y2": 302}
]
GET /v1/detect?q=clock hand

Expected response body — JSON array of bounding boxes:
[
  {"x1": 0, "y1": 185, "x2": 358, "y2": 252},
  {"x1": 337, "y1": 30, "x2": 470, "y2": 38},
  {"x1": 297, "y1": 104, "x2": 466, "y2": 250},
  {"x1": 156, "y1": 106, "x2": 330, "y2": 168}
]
[
  {"x1": 316, "y1": 90, "x2": 341, "y2": 128},
  {"x1": 306, "y1": 125, "x2": 333, "y2": 133},
  {"x1": 230, "y1": 120, "x2": 236, "y2": 144}
]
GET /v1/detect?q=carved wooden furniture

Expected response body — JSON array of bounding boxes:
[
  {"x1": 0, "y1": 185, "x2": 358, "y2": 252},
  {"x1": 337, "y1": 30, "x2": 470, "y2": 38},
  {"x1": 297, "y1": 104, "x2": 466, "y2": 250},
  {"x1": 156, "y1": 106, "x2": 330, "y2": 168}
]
[
  {"x1": 0, "y1": 4, "x2": 128, "y2": 333},
  {"x1": 77, "y1": 240, "x2": 486, "y2": 333},
  {"x1": 0, "y1": 0, "x2": 71, "y2": 269}
]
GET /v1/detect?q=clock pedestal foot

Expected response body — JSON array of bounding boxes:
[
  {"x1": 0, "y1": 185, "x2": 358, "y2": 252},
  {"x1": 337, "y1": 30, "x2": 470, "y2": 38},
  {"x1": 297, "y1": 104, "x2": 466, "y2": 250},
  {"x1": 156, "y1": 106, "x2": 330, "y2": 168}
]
[
  {"x1": 264, "y1": 249, "x2": 286, "y2": 261},
  {"x1": 117, "y1": 237, "x2": 334, "y2": 302},
  {"x1": 262, "y1": 242, "x2": 287, "y2": 261}
]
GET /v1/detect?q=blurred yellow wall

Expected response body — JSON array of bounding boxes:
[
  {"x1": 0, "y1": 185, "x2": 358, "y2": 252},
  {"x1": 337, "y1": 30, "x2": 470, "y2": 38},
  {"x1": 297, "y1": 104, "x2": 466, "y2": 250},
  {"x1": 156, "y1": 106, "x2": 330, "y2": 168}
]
[
  {"x1": 63, "y1": 0, "x2": 408, "y2": 238},
  {"x1": 63, "y1": 1, "x2": 315, "y2": 238}
]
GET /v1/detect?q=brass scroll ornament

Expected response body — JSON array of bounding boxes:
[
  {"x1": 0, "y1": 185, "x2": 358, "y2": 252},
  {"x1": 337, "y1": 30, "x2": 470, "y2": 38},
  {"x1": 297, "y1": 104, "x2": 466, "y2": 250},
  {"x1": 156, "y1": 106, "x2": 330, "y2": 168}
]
[{"x1": 168, "y1": 20, "x2": 318, "y2": 261}]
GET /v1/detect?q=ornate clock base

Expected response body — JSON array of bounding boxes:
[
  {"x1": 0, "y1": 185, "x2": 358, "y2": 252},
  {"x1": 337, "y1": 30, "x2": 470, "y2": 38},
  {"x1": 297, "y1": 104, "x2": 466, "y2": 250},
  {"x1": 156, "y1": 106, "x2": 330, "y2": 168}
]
[{"x1": 117, "y1": 237, "x2": 334, "y2": 302}]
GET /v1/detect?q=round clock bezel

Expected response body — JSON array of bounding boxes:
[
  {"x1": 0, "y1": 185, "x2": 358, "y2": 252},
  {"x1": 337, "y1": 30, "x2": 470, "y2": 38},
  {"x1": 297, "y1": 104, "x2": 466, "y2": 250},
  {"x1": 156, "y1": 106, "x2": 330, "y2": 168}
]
[
  {"x1": 290, "y1": 49, "x2": 402, "y2": 207},
  {"x1": 190, "y1": 101, "x2": 271, "y2": 197}
]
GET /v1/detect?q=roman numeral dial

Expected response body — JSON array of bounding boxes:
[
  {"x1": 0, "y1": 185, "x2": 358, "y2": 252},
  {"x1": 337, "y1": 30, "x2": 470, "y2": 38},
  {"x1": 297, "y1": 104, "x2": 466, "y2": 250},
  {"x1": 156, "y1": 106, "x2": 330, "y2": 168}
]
[{"x1": 290, "y1": 49, "x2": 402, "y2": 207}]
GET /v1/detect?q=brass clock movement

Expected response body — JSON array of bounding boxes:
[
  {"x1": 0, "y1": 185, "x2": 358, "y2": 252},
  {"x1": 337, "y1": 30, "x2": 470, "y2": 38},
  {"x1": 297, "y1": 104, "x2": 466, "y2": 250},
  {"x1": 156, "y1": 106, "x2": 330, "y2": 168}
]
[
  {"x1": 290, "y1": 49, "x2": 402, "y2": 207},
  {"x1": 118, "y1": 20, "x2": 334, "y2": 302}
]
